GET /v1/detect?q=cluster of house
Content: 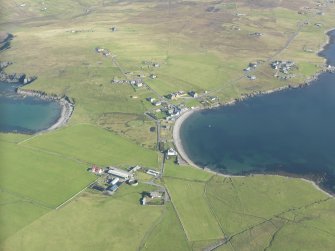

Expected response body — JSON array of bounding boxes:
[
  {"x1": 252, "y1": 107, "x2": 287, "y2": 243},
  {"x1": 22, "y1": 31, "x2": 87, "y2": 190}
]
[
  {"x1": 95, "y1": 47, "x2": 111, "y2": 57},
  {"x1": 90, "y1": 165, "x2": 140, "y2": 195},
  {"x1": 271, "y1": 60, "x2": 296, "y2": 73},
  {"x1": 271, "y1": 60, "x2": 296, "y2": 80}
]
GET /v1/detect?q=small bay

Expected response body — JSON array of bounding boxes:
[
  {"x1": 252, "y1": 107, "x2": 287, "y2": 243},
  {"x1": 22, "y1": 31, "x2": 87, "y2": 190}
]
[
  {"x1": 0, "y1": 82, "x2": 62, "y2": 134},
  {"x1": 180, "y1": 30, "x2": 335, "y2": 193}
]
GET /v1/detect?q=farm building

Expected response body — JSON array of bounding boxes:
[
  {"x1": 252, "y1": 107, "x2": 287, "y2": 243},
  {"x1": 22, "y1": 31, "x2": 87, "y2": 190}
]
[
  {"x1": 108, "y1": 177, "x2": 120, "y2": 185},
  {"x1": 107, "y1": 184, "x2": 119, "y2": 192},
  {"x1": 108, "y1": 167, "x2": 131, "y2": 179},
  {"x1": 146, "y1": 169, "x2": 160, "y2": 177}
]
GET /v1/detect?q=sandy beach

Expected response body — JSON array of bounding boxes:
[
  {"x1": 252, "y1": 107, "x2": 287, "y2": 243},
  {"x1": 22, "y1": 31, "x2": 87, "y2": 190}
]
[
  {"x1": 173, "y1": 108, "x2": 202, "y2": 169},
  {"x1": 46, "y1": 97, "x2": 74, "y2": 132}
]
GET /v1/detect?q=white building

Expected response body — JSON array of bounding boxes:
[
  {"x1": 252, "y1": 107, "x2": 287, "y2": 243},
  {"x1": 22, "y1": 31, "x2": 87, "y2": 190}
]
[
  {"x1": 108, "y1": 167, "x2": 131, "y2": 179},
  {"x1": 167, "y1": 148, "x2": 178, "y2": 156},
  {"x1": 146, "y1": 169, "x2": 160, "y2": 177}
]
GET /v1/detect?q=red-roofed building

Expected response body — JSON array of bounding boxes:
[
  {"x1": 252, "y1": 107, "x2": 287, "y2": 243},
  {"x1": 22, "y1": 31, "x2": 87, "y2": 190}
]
[{"x1": 91, "y1": 165, "x2": 104, "y2": 175}]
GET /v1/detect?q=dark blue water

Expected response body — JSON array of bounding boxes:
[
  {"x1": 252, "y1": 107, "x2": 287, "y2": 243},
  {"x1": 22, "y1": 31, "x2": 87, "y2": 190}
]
[
  {"x1": 180, "y1": 30, "x2": 335, "y2": 193},
  {"x1": 0, "y1": 82, "x2": 61, "y2": 134}
]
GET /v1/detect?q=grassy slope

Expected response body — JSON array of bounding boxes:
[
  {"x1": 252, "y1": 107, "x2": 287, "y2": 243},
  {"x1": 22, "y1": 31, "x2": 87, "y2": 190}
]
[
  {"x1": 0, "y1": 141, "x2": 95, "y2": 242},
  {"x1": 1, "y1": 0, "x2": 335, "y2": 250},
  {"x1": 165, "y1": 166, "x2": 335, "y2": 250},
  {"x1": 0, "y1": 191, "x2": 50, "y2": 243},
  {"x1": 21, "y1": 124, "x2": 159, "y2": 168},
  {"x1": 165, "y1": 178, "x2": 223, "y2": 241},
  {"x1": 1, "y1": 185, "x2": 163, "y2": 251},
  {"x1": 140, "y1": 203, "x2": 191, "y2": 251},
  {"x1": 0, "y1": 141, "x2": 95, "y2": 207},
  {"x1": 205, "y1": 175, "x2": 330, "y2": 236}
]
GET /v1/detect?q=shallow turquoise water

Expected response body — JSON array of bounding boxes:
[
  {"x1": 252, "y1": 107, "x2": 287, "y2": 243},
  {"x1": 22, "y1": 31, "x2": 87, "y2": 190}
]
[
  {"x1": 180, "y1": 30, "x2": 335, "y2": 193},
  {"x1": 0, "y1": 83, "x2": 61, "y2": 134}
]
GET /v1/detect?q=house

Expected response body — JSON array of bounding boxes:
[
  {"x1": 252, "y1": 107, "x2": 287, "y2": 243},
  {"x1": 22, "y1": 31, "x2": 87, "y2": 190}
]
[
  {"x1": 249, "y1": 62, "x2": 258, "y2": 68},
  {"x1": 129, "y1": 165, "x2": 141, "y2": 172},
  {"x1": 102, "y1": 50, "x2": 111, "y2": 56},
  {"x1": 135, "y1": 82, "x2": 143, "y2": 87},
  {"x1": 188, "y1": 91, "x2": 198, "y2": 98},
  {"x1": 150, "y1": 74, "x2": 157, "y2": 79},
  {"x1": 248, "y1": 75, "x2": 256, "y2": 80},
  {"x1": 153, "y1": 101, "x2": 161, "y2": 106},
  {"x1": 147, "y1": 97, "x2": 155, "y2": 103},
  {"x1": 153, "y1": 63, "x2": 160, "y2": 68},
  {"x1": 167, "y1": 93, "x2": 177, "y2": 100},
  {"x1": 167, "y1": 148, "x2": 178, "y2": 156},
  {"x1": 110, "y1": 26, "x2": 117, "y2": 32},
  {"x1": 250, "y1": 32, "x2": 263, "y2": 37},
  {"x1": 108, "y1": 167, "x2": 131, "y2": 179},
  {"x1": 91, "y1": 165, "x2": 104, "y2": 174}
]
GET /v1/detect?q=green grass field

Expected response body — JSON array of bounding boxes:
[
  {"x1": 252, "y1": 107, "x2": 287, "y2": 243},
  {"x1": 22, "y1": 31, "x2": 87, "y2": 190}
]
[
  {"x1": 0, "y1": 140, "x2": 95, "y2": 242},
  {"x1": 1, "y1": 0, "x2": 335, "y2": 250},
  {"x1": 165, "y1": 178, "x2": 224, "y2": 241},
  {"x1": 140, "y1": 203, "x2": 191, "y2": 251},
  {"x1": 21, "y1": 124, "x2": 159, "y2": 168},
  {"x1": 164, "y1": 167, "x2": 335, "y2": 250},
  {"x1": 1, "y1": 185, "x2": 164, "y2": 251}
]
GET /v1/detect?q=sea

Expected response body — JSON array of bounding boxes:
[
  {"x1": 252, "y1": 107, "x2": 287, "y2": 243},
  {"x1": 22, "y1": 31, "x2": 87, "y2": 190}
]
[
  {"x1": 0, "y1": 82, "x2": 61, "y2": 134},
  {"x1": 180, "y1": 30, "x2": 335, "y2": 193}
]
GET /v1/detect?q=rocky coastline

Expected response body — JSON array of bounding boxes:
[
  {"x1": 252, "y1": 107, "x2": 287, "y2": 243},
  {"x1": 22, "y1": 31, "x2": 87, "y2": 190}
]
[{"x1": 0, "y1": 61, "x2": 74, "y2": 133}]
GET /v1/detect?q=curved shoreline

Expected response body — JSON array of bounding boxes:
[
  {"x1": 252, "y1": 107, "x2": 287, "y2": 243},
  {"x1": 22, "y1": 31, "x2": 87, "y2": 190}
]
[
  {"x1": 172, "y1": 29, "x2": 335, "y2": 197},
  {"x1": 173, "y1": 109, "x2": 334, "y2": 198},
  {"x1": 15, "y1": 88, "x2": 74, "y2": 133},
  {"x1": 172, "y1": 108, "x2": 201, "y2": 169}
]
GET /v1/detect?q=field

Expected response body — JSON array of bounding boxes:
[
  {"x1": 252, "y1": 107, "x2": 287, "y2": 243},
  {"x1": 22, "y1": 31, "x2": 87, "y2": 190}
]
[
  {"x1": 1, "y1": 185, "x2": 164, "y2": 251},
  {"x1": 20, "y1": 124, "x2": 159, "y2": 168},
  {"x1": 165, "y1": 168, "x2": 335, "y2": 250},
  {"x1": 1, "y1": 0, "x2": 335, "y2": 250},
  {"x1": 0, "y1": 139, "x2": 95, "y2": 242}
]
